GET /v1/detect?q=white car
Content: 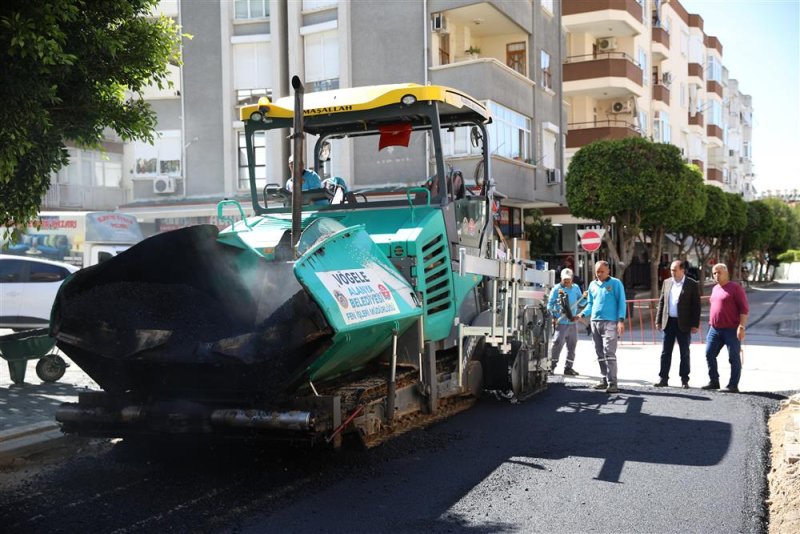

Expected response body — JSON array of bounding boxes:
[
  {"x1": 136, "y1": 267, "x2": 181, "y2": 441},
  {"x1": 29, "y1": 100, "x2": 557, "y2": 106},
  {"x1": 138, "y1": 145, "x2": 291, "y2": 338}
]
[{"x1": 0, "y1": 255, "x2": 79, "y2": 330}]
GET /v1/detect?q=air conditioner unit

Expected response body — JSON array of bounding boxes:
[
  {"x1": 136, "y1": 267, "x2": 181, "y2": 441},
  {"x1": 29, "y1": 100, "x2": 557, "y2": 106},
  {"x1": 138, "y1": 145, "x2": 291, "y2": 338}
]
[
  {"x1": 546, "y1": 168, "x2": 561, "y2": 184},
  {"x1": 431, "y1": 13, "x2": 448, "y2": 33},
  {"x1": 609, "y1": 100, "x2": 632, "y2": 114},
  {"x1": 729, "y1": 149, "x2": 735, "y2": 157},
  {"x1": 661, "y1": 72, "x2": 672, "y2": 85},
  {"x1": 153, "y1": 176, "x2": 175, "y2": 194},
  {"x1": 596, "y1": 37, "x2": 617, "y2": 52}
]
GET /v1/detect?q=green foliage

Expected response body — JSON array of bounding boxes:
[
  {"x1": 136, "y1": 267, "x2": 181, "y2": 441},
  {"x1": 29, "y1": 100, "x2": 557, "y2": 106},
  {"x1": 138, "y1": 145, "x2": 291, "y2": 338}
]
[
  {"x1": 723, "y1": 193, "x2": 747, "y2": 236},
  {"x1": 776, "y1": 249, "x2": 800, "y2": 262},
  {"x1": 762, "y1": 198, "x2": 800, "y2": 261},
  {"x1": 523, "y1": 209, "x2": 559, "y2": 257},
  {"x1": 742, "y1": 200, "x2": 773, "y2": 256},
  {"x1": 0, "y1": 0, "x2": 182, "y2": 227},
  {"x1": 692, "y1": 185, "x2": 730, "y2": 237}
]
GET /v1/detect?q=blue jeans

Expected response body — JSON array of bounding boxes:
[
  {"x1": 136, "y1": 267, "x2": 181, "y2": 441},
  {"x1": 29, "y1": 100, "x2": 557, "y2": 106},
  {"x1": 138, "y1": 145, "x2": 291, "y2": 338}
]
[{"x1": 705, "y1": 326, "x2": 741, "y2": 388}]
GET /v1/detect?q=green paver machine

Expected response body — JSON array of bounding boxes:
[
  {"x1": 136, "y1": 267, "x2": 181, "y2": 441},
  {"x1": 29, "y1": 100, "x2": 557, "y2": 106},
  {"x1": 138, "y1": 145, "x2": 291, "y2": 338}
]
[{"x1": 52, "y1": 80, "x2": 554, "y2": 446}]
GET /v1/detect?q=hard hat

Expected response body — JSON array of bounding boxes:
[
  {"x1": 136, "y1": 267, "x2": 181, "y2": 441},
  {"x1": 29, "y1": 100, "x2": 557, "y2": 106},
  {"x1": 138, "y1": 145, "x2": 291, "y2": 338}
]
[{"x1": 561, "y1": 268, "x2": 574, "y2": 280}]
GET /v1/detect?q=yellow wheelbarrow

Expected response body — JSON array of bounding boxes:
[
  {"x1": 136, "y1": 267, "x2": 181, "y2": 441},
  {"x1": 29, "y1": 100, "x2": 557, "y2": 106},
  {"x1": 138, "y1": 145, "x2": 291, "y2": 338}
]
[{"x1": 0, "y1": 328, "x2": 68, "y2": 385}]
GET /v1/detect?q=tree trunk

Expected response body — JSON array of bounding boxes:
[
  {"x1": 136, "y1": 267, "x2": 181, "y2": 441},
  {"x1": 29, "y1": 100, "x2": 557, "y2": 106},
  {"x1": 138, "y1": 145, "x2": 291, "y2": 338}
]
[{"x1": 645, "y1": 226, "x2": 666, "y2": 299}]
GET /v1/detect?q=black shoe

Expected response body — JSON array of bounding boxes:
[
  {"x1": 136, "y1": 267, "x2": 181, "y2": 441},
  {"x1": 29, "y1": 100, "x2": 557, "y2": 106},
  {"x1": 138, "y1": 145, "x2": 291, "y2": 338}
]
[
  {"x1": 701, "y1": 382, "x2": 720, "y2": 390},
  {"x1": 653, "y1": 379, "x2": 668, "y2": 387},
  {"x1": 592, "y1": 380, "x2": 608, "y2": 390},
  {"x1": 606, "y1": 383, "x2": 619, "y2": 394},
  {"x1": 722, "y1": 386, "x2": 739, "y2": 393},
  {"x1": 563, "y1": 367, "x2": 579, "y2": 376},
  {"x1": 681, "y1": 382, "x2": 689, "y2": 389},
  {"x1": 547, "y1": 369, "x2": 554, "y2": 376}
]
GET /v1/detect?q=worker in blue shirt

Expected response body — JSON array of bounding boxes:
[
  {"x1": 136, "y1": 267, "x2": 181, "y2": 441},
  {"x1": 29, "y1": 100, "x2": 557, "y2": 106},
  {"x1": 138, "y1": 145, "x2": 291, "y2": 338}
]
[
  {"x1": 578, "y1": 260, "x2": 627, "y2": 393},
  {"x1": 547, "y1": 268, "x2": 586, "y2": 376}
]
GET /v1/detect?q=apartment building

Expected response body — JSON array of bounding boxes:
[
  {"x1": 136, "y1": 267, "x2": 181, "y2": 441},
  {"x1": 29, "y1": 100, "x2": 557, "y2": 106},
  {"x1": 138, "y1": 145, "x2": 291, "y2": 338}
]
[
  {"x1": 41, "y1": 0, "x2": 567, "y2": 239},
  {"x1": 559, "y1": 0, "x2": 754, "y2": 198}
]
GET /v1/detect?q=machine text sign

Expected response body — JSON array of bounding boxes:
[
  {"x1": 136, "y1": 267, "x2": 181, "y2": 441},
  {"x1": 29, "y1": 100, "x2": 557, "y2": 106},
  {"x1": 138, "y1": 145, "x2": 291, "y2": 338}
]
[{"x1": 317, "y1": 268, "x2": 400, "y2": 325}]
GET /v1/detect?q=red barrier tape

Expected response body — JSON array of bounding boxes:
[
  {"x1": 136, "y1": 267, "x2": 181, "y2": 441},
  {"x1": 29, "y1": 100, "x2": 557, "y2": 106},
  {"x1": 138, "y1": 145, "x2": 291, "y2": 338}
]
[{"x1": 620, "y1": 296, "x2": 711, "y2": 345}]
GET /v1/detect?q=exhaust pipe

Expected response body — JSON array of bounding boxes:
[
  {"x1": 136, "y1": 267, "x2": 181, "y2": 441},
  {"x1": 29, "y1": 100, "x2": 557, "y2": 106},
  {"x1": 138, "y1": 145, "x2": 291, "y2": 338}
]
[{"x1": 291, "y1": 75, "x2": 305, "y2": 256}]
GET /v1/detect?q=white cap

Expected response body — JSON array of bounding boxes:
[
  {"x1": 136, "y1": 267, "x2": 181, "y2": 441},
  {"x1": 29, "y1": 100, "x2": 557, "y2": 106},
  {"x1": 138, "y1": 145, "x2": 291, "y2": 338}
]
[
  {"x1": 561, "y1": 268, "x2": 573, "y2": 280},
  {"x1": 288, "y1": 155, "x2": 294, "y2": 164}
]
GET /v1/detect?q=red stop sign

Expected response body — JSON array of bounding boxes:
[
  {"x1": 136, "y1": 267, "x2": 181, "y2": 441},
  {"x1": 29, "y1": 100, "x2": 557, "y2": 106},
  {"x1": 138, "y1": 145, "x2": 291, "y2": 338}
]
[{"x1": 580, "y1": 230, "x2": 602, "y2": 252}]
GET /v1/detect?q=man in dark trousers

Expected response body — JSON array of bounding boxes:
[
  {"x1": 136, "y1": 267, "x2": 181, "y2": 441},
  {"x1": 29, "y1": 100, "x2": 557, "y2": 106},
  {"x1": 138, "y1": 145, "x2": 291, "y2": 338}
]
[{"x1": 654, "y1": 260, "x2": 701, "y2": 388}]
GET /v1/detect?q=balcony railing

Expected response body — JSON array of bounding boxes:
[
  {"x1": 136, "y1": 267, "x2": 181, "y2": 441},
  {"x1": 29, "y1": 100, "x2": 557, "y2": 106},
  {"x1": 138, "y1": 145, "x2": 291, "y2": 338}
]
[
  {"x1": 706, "y1": 80, "x2": 723, "y2": 98},
  {"x1": 688, "y1": 63, "x2": 704, "y2": 81},
  {"x1": 566, "y1": 119, "x2": 641, "y2": 149},
  {"x1": 707, "y1": 166, "x2": 723, "y2": 183},
  {"x1": 707, "y1": 124, "x2": 723, "y2": 140},
  {"x1": 688, "y1": 112, "x2": 704, "y2": 128},
  {"x1": 652, "y1": 26, "x2": 670, "y2": 48},
  {"x1": 306, "y1": 78, "x2": 339, "y2": 93},
  {"x1": 564, "y1": 52, "x2": 643, "y2": 86},
  {"x1": 42, "y1": 184, "x2": 130, "y2": 211},
  {"x1": 652, "y1": 84, "x2": 670, "y2": 105},
  {"x1": 691, "y1": 159, "x2": 705, "y2": 172},
  {"x1": 562, "y1": 0, "x2": 643, "y2": 20}
]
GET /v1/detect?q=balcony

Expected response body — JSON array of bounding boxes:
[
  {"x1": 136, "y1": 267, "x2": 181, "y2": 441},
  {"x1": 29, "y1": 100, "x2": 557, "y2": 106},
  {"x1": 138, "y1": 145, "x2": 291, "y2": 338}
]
[
  {"x1": 707, "y1": 124, "x2": 724, "y2": 147},
  {"x1": 651, "y1": 26, "x2": 670, "y2": 61},
  {"x1": 707, "y1": 166, "x2": 724, "y2": 183},
  {"x1": 688, "y1": 112, "x2": 704, "y2": 128},
  {"x1": 688, "y1": 62, "x2": 704, "y2": 85},
  {"x1": 652, "y1": 84, "x2": 670, "y2": 105},
  {"x1": 566, "y1": 119, "x2": 641, "y2": 149},
  {"x1": 42, "y1": 184, "x2": 130, "y2": 211},
  {"x1": 562, "y1": 0, "x2": 644, "y2": 37},
  {"x1": 705, "y1": 35, "x2": 723, "y2": 56},
  {"x1": 691, "y1": 159, "x2": 705, "y2": 173},
  {"x1": 430, "y1": 58, "x2": 535, "y2": 117},
  {"x1": 706, "y1": 80, "x2": 723, "y2": 98},
  {"x1": 564, "y1": 53, "x2": 644, "y2": 99}
]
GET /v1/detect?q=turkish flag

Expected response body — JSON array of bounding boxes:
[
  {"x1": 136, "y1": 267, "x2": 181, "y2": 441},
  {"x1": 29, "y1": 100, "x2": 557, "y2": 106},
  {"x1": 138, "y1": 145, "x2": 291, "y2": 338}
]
[{"x1": 378, "y1": 123, "x2": 412, "y2": 151}]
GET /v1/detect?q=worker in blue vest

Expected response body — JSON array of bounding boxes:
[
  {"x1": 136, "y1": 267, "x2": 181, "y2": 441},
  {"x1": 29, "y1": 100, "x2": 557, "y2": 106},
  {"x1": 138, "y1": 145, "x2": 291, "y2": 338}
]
[{"x1": 577, "y1": 260, "x2": 627, "y2": 394}]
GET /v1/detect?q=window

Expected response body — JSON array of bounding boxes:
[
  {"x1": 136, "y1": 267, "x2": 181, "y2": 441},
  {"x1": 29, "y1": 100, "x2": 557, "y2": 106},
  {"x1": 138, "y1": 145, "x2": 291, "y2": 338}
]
[
  {"x1": 541, "y1": 0, "x2": 554, "y2": 14},
  {"x1": 441, "y1": 127, "x2": 481, "y2": 158},
  {"x1": 680, "y1": 31, "x2": 689, "y2": 57},
  {"x1": 233, "y1": 41, "x2": 272, "y2": 105},
  {"x1": 303, "y1": 0, "x2": 337, "y2": 10},
  {"x1": 680, "y1": 83, "x2": 686, "y2": 107},
  {"x1": 237, "y1": 88, "x2": 271, "y2": 108},
  {"x1": 235, "y1": 0, "x2": 268, "y2": 19},
  {"x1": 637, "y1": 111, "x2": 648, "y2": 135},
  {"x1": 53, "y1": 148, "x2": 123, "y2": 187},
  {"x1": 638, "y1": 48, "x2": 648, "y2": 86},
  {"x1": 653, "y1": 112, "x2": 671, "y2": 143},
  {"x1": 29, "y1": 262, "x2": 69, "y2": 283},
  {"x1": 743, "y1": 141, "x2": 751, "y2": 159},
  {"x1": 707, "y1": 56, "x2": 722, "y2": 82},
  {"x1": 238, "y1": 131, "x2": 269, "y2": 190},
  {"x1": 438, "y1": 34, "x2": 450, "y2": 66},
  {"x1": 487, "y1": 101, "x2": 531, "y2": 161},
  {"x1": 542, "y1": 129, "x2": 557, "y2": 169},
  {"x1": 506, "y1": 42, "x2": 526, "y2": 76},
  {"x1": 305, "y1": 30, "x2": 339, "y2": 92},
  {"x1": 0, "y1": 259, "x2": 24, "y2": 283},
  {"x1": 134, "y1": 131, "x2": 181, "y2": 177},
  {"x1": 708, "y1": 100, "x2": 722, "y2": 126},
  {"x1": 540, "y1": 50, "x2": 552, "y2": 90}
]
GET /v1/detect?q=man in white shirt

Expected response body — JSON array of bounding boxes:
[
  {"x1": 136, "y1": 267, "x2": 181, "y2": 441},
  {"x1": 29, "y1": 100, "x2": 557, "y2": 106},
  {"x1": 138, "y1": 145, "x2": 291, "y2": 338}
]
[{"x1": 654, "y1": 260, "x2": 701, "y2": 388}]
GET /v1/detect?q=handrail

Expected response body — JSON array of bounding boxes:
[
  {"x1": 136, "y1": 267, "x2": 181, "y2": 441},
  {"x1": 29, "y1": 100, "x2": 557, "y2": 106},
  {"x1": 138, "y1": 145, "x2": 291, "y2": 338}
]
[
  {"x1": 568, "y1": 119, "x2": 639, "y2": 130},
  {"x1": 564, "y1": 52, "x2": 639, "y2": 65},
  {"x1": 217, "y1": 199, "x2": 254, "y2": 231},
  {"x1": 405, "y1": 187, "x2": 430, "y2": 224}
]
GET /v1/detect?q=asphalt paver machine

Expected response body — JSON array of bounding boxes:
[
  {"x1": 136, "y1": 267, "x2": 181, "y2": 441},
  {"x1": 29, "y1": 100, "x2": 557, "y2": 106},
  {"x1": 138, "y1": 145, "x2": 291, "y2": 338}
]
[{"x1": 52, "y1": 79, "x2": 554, "y2": 447}]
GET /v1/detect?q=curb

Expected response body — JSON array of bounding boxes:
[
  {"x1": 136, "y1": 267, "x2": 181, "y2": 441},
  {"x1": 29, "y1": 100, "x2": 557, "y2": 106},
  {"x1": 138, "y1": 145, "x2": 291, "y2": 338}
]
[{"x1": 0, "y1": 421, "x2": 66, "y2": 467}]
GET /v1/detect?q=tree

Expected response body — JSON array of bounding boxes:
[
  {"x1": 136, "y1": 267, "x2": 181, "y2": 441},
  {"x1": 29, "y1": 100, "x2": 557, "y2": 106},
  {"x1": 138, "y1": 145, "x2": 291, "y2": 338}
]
[
  {"x1": 641, "y1": 157, "x2": 706, "y2": 297},
  {"x1": 742, "y1": 200, "x2": 774, "y2": 281},
  {"x1": 690, "y1": 184, "x2": 730, "y2": 293},
  {"x1": 0, "y1": 0, "x2": 182, "y2": 228},
  {"x1": 523, "y1": 208, "x2": 559, "y2": 260},
  {"x1": 720, "y1": 192, "x2": 747, "y2": 278},
  {"x1": 566, "y1": 136, "x2": 698, "y2": 285},
  {"x1": 763, "y1": 198, "x2": 800, "y2": 280}
]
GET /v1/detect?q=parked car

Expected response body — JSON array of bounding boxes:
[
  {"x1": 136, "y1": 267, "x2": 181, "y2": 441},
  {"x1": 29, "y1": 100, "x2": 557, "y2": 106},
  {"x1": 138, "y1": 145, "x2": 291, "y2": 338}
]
[{"x1": 0, "y1": 255, "x2": 79, "y2": 330}]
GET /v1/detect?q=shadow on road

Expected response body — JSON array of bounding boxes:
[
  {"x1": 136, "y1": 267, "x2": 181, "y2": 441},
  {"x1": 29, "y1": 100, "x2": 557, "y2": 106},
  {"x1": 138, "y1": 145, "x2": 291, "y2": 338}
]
[{"x1": 0, "y1": 382, "x2": 88, "y2": 432}]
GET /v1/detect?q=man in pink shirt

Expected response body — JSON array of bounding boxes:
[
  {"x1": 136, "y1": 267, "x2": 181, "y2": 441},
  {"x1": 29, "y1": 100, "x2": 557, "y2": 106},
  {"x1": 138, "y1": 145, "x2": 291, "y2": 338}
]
[{"x1": 701, "y1": 263, "x2": 750, "y2": 393}]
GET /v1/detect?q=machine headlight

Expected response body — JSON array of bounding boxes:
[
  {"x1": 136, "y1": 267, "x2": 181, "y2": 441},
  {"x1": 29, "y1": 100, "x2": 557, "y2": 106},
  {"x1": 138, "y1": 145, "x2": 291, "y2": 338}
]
[
  {"x1": 401, "y1": 94, "x2": 417, "y2": 106},
  {"x1": 250, "y1": 111, "x2": 264, "y2": 122}
]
